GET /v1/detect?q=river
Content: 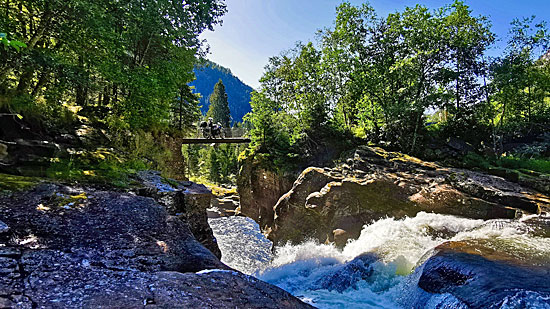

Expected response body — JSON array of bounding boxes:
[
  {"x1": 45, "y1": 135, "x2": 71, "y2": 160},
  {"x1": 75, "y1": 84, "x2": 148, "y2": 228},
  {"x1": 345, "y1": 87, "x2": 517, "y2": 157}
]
[{"x1": 209, "y1": 212, "x2": 550, "y2": 308}]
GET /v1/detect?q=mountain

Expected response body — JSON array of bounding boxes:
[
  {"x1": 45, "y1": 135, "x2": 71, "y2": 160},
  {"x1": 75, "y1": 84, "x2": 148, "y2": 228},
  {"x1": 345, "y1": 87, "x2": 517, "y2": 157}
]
[{"x1": 190, "y1": 60, "x2": 253, "y2": 124}]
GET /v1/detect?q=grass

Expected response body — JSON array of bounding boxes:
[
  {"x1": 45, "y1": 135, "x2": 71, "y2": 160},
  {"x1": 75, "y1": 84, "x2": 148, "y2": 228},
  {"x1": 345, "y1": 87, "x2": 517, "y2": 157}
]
[
  {"x1": 496, "y1": 157, "x2": 550, "y2": 174},
  {"x1": 46, "y1": 154, "x2": 148, "y2": 188},
  {"x1": 461, "y1": 152, "x2": 550, "y2": 176}
]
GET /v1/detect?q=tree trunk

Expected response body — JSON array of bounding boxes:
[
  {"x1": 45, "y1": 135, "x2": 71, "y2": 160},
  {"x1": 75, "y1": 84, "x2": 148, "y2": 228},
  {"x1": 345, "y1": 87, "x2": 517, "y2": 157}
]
[
  {"x1": 31, "y1": 70, "x2": 48, "y2": 97},
  {"x1": 16, "y1": 69, "x2": 34, "y2": 94},
  {"x1": 527, "y1": 85, "x2": 532, "y2": 125},
  {"x1": 28, "y1": 9, "x2": 53, "y2": 49},
  {"x1": 113, "y1": 84, "x2": 118, "y2": 103},
  {"x1": 456, "y1": 53, "x2": 460, "y2": 115},
  {"x1": 410, "y1": 111, "x2": 421, "y2": 153},
  {"x1": 76, "y1": 84, "x2": 87, "y2": 106},
  {"x1": 102, "y1": 86, "x2": 110, "y2": 106},
  {"x1": 179, "y1": 88, "x2": 184, "y2": 130}
]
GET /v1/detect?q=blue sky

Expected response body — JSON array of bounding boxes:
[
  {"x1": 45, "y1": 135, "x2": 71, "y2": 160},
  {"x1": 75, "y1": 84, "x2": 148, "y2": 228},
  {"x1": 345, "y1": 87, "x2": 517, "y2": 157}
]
[{"x1": 200, "y1": 0, "x2": 550, "y2": 88}]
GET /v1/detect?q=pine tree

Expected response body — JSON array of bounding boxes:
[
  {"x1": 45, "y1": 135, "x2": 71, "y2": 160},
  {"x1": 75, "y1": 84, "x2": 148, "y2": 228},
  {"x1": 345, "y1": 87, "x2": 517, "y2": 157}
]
[
  {"x1": 207, "y1": 148, "x2": 221, "y2": 183},
  {"x1": 206, "y1": 79, "x2": 231, "y2": 127}
]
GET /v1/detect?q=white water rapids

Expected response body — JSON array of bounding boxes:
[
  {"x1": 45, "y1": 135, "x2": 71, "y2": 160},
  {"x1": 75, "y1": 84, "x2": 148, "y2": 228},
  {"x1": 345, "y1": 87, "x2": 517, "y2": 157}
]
[{"x1": 208, "y1": 212, "x2": 550, "y2": 308}]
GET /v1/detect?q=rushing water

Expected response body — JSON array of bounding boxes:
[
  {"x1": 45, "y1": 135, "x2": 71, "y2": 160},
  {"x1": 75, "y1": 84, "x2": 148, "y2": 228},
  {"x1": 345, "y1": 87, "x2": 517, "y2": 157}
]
[{"x1": 209, "y1": 212, "x2": 550, "y2": 308}]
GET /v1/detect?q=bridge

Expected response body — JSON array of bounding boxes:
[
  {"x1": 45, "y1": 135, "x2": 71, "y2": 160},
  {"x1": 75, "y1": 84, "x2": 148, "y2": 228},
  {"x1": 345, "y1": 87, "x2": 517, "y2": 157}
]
[{"x1": 181, "y1": 138, "x2": 251, "y2": 144}]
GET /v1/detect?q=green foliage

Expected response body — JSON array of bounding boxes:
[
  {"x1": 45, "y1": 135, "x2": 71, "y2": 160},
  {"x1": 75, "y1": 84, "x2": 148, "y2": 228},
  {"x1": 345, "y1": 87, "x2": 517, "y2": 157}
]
[
  {"x1": 46, "y1": 156, "x2": 148, "y2": 188},
  {"x1": 0, "y1": 33, "x2": 27, "y2": 51},
  {"x1": 0, "y1": 173, "x2": 40, "y2": 194},
  {"x1": 206, "y1": 80, "x2": 231, "y2": 127},
  {"x1": 115, "y1": 131, "x2": 175, "y2": 174},
  {"x1": 0, "y1": 1, "x2": 228, "y2": 187},
  {"x1": 43, "y1": 129, "x2": 180, "y2": 187},
  {"x1": 461, "y1": 152, "x2": 491, "y2": 170},
  {"x1": 489, "y1": 17, "x2": 550, "y2": 144},
  {"x1": 182, "y1": 143, "x2": 244, "y2": 185},
  {"x1": 0, "y1": 0, "x2": 226, "y2": 132},
  {"x1": 496, "y1": 157, "x2": 550, "y2": 174},
  {"x1": 245, "y1": 0, "x2": 549, "y2": 171},
  {"x1": 460, "y1": 151, "x2": 550, "y2": 175}
]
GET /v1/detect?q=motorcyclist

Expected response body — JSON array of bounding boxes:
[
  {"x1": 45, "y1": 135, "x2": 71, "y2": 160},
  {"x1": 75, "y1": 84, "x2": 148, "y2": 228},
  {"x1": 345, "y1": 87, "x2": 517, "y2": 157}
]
[
  {"x1": 215, "y1": 122, "x2": 224, "y2": 138},
  {"x1": 207, "y1": 118, "x2": 214, "y2": 132}
]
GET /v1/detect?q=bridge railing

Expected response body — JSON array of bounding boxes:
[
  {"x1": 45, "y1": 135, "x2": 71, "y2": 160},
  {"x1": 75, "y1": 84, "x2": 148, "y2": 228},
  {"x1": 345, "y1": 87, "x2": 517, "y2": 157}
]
[
  {"x1": 194, "y1": 126, "x2": 248, "y2": 138},
  {"x1": 227, "y1": 127, "x2": 247, "y2": 138}
]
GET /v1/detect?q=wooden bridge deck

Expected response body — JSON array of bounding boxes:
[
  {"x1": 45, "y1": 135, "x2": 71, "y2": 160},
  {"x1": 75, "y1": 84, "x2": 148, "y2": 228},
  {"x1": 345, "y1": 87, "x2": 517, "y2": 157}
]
[{"x1": 181, "y1": 138, "x2": 251, "y2": 144}]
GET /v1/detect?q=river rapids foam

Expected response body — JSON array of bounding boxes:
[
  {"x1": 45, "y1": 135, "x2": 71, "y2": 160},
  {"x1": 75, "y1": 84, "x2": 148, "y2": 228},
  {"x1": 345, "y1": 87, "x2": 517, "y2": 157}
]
[{"x1": 209, "y1": 212, "x2": 550, "y2": 308}]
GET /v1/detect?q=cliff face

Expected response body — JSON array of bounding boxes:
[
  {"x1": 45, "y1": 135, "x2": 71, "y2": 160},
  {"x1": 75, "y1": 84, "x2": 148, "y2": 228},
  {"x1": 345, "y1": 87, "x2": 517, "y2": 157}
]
[
  {"x1": 250, "y1": 146, "x2": 549, "y2": 247},
  {"x1": 0, "y1": 176, "x2": 311, "y2": 308},
  {"x1": 237, "y1": 157, "x2": 295, "y2": 231}
]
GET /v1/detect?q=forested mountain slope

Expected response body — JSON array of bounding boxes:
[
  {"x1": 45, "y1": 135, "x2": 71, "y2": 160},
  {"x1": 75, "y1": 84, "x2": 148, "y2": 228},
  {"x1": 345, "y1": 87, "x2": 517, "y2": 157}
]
[{"x1": 190, "y1": 61, "x2": 253, "y2": 123}]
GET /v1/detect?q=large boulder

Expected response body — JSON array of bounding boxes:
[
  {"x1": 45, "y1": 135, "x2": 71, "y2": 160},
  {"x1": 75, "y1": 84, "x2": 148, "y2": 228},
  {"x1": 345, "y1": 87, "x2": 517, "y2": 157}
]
[
  {"x1": 268, "y1": 146, "x2": 549, "y2": 246},
  {"x1": 0, "y1": 183, "x2": 311, "y2": 308},
  {"x1": 416, "y1": 237, "x2": 550, "y2": 308},
  {"x1": 136, "y1": 171, "x2": 221, "y2": 258}
]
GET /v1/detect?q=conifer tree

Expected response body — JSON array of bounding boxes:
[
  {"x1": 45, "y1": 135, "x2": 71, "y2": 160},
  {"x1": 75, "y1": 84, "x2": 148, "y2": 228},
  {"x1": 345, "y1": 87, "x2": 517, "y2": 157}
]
[{"x1": 206, "y1": 79, "x2": 231, "y2": 127}]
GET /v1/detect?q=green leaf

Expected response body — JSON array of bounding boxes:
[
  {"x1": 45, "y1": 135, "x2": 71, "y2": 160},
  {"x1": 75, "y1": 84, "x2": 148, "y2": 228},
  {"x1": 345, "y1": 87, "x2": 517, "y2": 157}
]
[{"x1": 11, "y1": 41, "x2": 27, "y2": 48}]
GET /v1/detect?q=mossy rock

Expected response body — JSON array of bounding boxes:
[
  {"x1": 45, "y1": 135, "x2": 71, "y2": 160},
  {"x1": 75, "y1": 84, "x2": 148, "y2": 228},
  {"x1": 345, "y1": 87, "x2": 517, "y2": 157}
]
[{"x1": 0, "y1": 173, "x2": 41, "y2": 194}]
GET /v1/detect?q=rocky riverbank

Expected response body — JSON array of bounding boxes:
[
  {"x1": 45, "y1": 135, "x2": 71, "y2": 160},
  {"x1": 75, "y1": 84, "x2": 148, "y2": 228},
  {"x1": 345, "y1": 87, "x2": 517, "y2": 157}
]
[
  {"x1": 232, "y1": 145, "x2": 550, "y2": 307},
  {"x1": 416, "y1": 232, "x2": 550, "y2": 307},
  {"x1": 239, "y1": 146, "x2": 549, "y2": 247},
  {"x1": 0, "y1": 173, "x2": 311, "y2": 308}
]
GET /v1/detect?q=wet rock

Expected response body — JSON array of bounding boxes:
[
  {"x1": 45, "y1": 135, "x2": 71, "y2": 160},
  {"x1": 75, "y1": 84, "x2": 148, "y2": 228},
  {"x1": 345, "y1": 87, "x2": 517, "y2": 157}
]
[
  {"x1": 267, "y1": 146, "x2": 549, "y2": 246},
  {"x1": 208, "y1": 192, "x2": 241, "y2": 218},
  {"x1": 522, "y1": 215, "x2": 550, "y2": 237},
  {"x1": 0, "y1": 143, "x2": 7, "y2": 161},
  {"x1": 0, "y1": 138, "x2": 64, "y2": 177},
  {"x1": 447, "y1": 137, "x2": 474, "y2": 155},
  {"x1": 417, "y1": 240, "x2": 550, "y2": 308},
  {"x1": 1, "y1": 183, "x2": 225, "y2": 273},
  {"x1": 519, "y1": 173, "x2": 550, "y2": 195},
  {"x1": 21, "y1": 268, "x2": 312, "y2": 308},
  {"x1": 0, "y1": 247, "x2": 20, "y2": 257},
  {"x1": 315, "y1": 253, "x2": 378, "y2": 293},
  {"x1": 332, "y1": 228, "x2": 349, "y2": 247},
  {"x1": 0, "y1": 219, "x2": 8, "y2": 233},
  {"x1": 0, "y1": 297, "x2": 15, "y2": 308}
]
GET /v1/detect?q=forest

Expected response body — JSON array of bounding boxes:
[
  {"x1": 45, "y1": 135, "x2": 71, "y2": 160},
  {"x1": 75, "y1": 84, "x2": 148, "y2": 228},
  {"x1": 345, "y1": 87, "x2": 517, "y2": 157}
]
[
  {"x1": 1, "y1": 0, "x2": 549, "y2": 185},
  {"x1": 245, "y1": 1, "x2": 550, "y2": 174},
  {"x1": 0, "y1": 0, "x2": 228, "y2": 131},
  {"x1": 0, "y1": 0, "x2": 232, "y2": 184}
]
